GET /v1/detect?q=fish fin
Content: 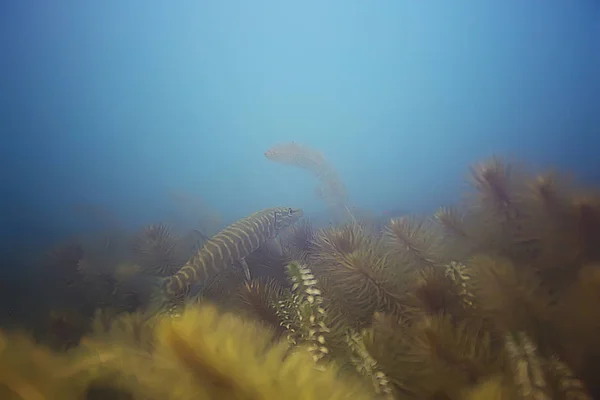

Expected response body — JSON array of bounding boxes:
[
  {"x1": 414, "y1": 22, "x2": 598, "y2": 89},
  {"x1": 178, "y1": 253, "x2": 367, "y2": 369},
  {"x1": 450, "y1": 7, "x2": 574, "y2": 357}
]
[
  {"x1": 188, "y1": 270, "x2": 221, "y2": 299},
  {"x1": 264, "y1": 237, "x2": 284, "y2": 257},
  {"x1": 147, "y1": 292, "x2": 170, "y2": 316},
  {"x1": 193, "y1": 229, "x2": 211, "y2": 243},
  {"x1": 191, "y1": 229, "x2": 211, "y2": 251},
  {"x1": 131, "y1": 274, "x2": 170, "y2": 317},
  {"x1": 235, "y1": 258, "x2": 252, "y2": 281}
]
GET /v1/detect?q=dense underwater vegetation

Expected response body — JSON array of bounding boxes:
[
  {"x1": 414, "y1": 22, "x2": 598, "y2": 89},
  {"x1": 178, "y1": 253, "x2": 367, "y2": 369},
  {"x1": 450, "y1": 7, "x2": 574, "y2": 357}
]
[
  {"x1": 2, "y1": 1, "x2": 599, "y2": 399},
  {"x1": 2, "y1": 144, "x2": 600, "y2": 399}
]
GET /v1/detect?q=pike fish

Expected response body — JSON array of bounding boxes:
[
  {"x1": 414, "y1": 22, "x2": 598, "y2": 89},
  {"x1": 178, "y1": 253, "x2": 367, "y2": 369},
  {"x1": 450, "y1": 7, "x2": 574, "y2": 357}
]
[{"x1": 161, "y1": 206, "x2": 303, "y2": 303}]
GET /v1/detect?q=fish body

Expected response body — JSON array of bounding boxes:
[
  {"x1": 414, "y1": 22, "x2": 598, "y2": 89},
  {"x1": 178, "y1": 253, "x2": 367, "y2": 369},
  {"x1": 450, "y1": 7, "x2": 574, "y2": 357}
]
[{"x1": 163, "y1": 207, "x2": 303, "y2": 298}]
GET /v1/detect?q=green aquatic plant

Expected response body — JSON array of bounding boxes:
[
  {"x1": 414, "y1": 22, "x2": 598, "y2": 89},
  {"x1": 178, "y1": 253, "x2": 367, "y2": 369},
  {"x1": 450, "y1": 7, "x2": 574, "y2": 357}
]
[
  {"x1": 265, "y1": 141, "x2": 355, "y2": 222},
  {"x1": 10, "y1": 155, "x2": 600, "y2": 399},
  {"x1": 402, "y1": 263, "x2": 474, "y2": 323},
  {"x1": 0, "y1": 329, "x2": 98, "y2": 400},
  {"x1": 463, "y1": 255, "x2": 556, "y2": 350},
  {"x1": 310, "y1": 222, "x2": 407, "y2": 327},
  {"x1": 131, "y1": 222, "x2": 183, "y2": 277},
  {"x1": 281, "y1": 217, "x2": 316, "y2": 262},
  {"x1": 364, "y1": 311, "x2": 505, "y2": 399},
  {"x1": 345, "y1": 328, "x2": 396, "y2": 399},
  {"x1": 285, "y1": 261, "x2": 332, "y2": 365},
  {"x1": 89, "y1": 303, "x2": 376, "y2": 400},
  {"x1": 237, "y1": 278, "x2": 288, "y2": 337},
  {"x1": 434, "y1": 206, "x2": 476, "y2": 260},
  {"x1": 384, "y1": 215, "x2": 447, "y2": 269},
  {"x1": 0, "y1": 303, "x2": 378, "y2": 400}
]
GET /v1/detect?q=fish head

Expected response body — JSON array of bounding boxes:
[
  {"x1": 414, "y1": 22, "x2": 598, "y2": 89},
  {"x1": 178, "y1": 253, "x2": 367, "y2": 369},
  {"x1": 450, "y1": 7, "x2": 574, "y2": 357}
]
[
  {"x1": 264, "y1": 149, "x2": 275, "y2": 158},
  {"x1": 273, "y1": 207, "x2": 304, "y2": 231}
]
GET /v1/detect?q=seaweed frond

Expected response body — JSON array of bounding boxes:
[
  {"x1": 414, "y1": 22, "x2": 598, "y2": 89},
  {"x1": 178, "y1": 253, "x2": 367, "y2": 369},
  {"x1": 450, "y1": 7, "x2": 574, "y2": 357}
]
[
  {"x1": 468, "y1": 157, "x2": 523, "y2": 216},
  {"x1": 0, "y1": 330, "x2": 94, "y2": 400},
  {"x1": 516, "y1": 171, "x2": 585, "y2": 283},
  {"x1": 143, "y1": 303, "x2": 375, "y2": 399},
  {"x1": 273, "y1": 289, "x2": 302, "y2": 345},
  {"x1": 504, "y1": 331, "x2": 552, "y2": 400},
  {"x1": 366, "y1": 312, "x2": 504, "y2": 399},
  {"x1": 465, "y1": 158, "x2": 533, "y2": 261},
  {"x1": 237, "y1": 278, "x2": 287, "y2": 338},
  {"x1": 385, "y1": 215, "x2": 446, "y2": 269},
  {"x1": 545, "y1": 355, "x2": 592, "y2": 400},
  {"x1": 131, "y1": 223, "x2": 182, "y2": 277},
  {"x1": 88, "y1": 308, "x2": 157, "y2": 352},
  {"x1": 434, "y1": 207, "x2": 477, "y2": 260},
  {"x1": 310, "y1": 223, "x2": 406, "y2": 325},
  {"x1": 285, "y1": 261, "x2": 331, "y2": 364},
  {"x1": 405, "y1": 262, "x2": 475, "y2": 321},
  {"x1": 265, "y1": 141, "x2": 354, "y2": 222},
  {"x1": 280, "y1": 218, "x2": 316, "y2": 262},
  {"x1": 345, "y1": 328, "x2": 396, "y2": 399},
  {"x1": 549, "y1": 263, "x2": 600, "y2": 390},
  {"x1": 464, "y1": 255, "x2": 556, "y2": 351},
  {"x1": 445, "y1": 261, "x2": 478, "y2": 311}
]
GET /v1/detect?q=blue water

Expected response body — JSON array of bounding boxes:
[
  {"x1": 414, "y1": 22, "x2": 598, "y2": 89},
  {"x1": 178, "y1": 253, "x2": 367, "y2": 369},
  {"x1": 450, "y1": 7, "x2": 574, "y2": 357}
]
[{"x1": 2, "y1": 0, "x2": 599, "y2": 261}]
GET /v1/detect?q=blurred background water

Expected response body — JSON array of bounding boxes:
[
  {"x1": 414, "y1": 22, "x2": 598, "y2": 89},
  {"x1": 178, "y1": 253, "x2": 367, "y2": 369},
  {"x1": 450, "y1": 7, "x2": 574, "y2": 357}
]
[{"x1": 1, "y1": 0, "x2": 598, "y2": 272}]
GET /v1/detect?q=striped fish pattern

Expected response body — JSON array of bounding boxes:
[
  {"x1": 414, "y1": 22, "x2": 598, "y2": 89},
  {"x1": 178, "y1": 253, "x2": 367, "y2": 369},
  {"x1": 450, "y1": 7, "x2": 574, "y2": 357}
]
[{"x1": 164, "y1": 206, "x2": 303, "y2": 297}]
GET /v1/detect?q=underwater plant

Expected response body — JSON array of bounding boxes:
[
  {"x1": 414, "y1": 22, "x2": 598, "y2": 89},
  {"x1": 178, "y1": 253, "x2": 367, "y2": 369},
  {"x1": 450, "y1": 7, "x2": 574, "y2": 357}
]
[
  {"x1": 0, "y1": 302, "x2": 380, "y2": 400},
  {"x1": 265, "y1": 142, "x2": 355, "y2": 222},
  {"x1": 131, "y1": 222, "x2": 184, "y2": 277},
  {"x1": 309, "y1": 222, "x2": 407, "y2": 327},
  {"x1": 6, "y1": 155, "x2": 600, "y2": 399}
]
